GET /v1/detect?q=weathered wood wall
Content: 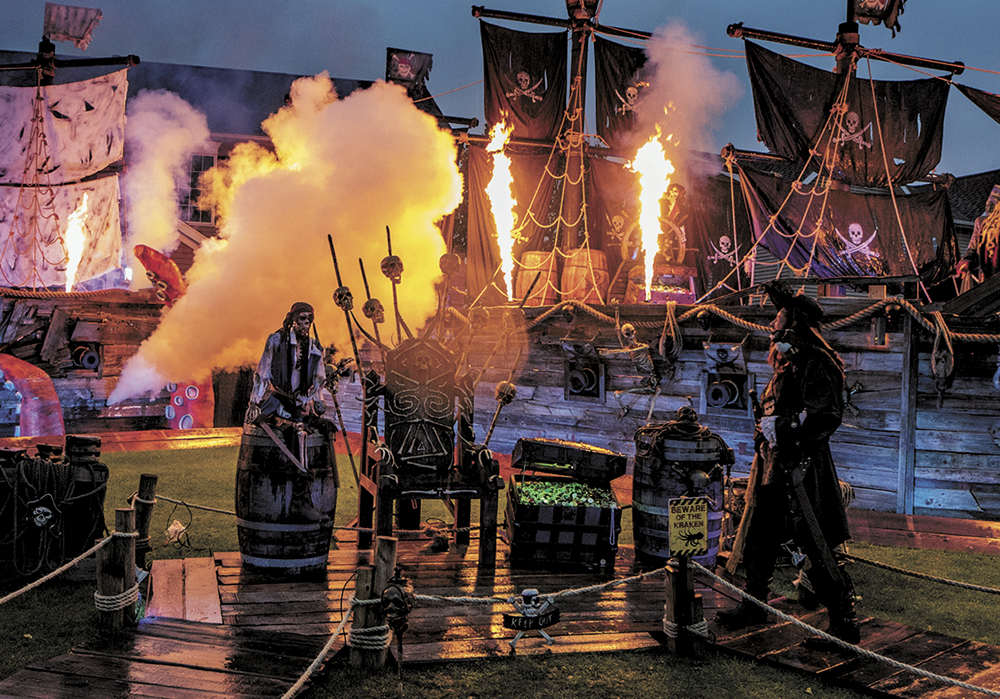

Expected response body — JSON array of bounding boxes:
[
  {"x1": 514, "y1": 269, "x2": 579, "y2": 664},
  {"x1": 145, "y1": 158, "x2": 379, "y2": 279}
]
[
  {"x1": 0, "y1": 289, "x2": 170, "y2": 433},
  {"x1": 335, "y1": 297, "x2": 1000, "y2": 524}
]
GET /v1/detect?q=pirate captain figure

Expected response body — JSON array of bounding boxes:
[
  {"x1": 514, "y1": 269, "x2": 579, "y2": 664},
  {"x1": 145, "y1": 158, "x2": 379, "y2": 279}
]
[{"x1": 245, "y1": 301, "x2": 334, "y2": 522}]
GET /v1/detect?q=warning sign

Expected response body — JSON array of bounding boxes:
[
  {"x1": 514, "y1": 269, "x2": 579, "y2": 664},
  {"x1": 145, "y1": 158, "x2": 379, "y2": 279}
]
[{"x1": 668, "y1": 496, "x2": 709, "y2": 557}]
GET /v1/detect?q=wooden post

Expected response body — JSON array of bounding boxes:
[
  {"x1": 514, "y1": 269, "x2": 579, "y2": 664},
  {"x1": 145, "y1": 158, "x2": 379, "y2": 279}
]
[
  {"x1": 133, "y1": 474, "x2": 158, "y2": 569},
  {"x1": 897, "y1": 313, "x2": 918, "y2": 514},
  {"x1": 663, "y1": 557, "x2": 702, "y2": 658},
  {"x1": 349, "y1": 537, "x2": 398, "y2": 668},
  {"x1": 349, "y1": 565, "x2": 379, "y2": 668},
  {"x1": 96, "y1": 507, "x2": 136, "y2": 633}
]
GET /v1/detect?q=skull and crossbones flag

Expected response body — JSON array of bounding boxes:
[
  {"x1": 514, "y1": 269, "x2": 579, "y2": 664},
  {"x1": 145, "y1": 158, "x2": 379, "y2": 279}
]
[
  {"x1": 386, "y1": 48, "x2": 433, "y2": 92},
  {"x1": 594, "y1": 36, "x2": 648, "y2": 150},
  {"x1": 738, "y1": 164, "x2": 958, "y2": 284},
  {"x1": 854, "y1": 0, "x2": 907, "y2": 36},
  {"x1": 745, "y1": 42, "x2": 948, "y2": 188},
  {"x1": 480, "y1": 21, "x2": 567, "y2": 142}
]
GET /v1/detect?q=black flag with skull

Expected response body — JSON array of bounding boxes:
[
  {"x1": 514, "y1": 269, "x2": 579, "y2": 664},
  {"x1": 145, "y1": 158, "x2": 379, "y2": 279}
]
[
  {"x1": 745, "y1": 41, "x2": 948, "y2": 188},
  {"x1": 481, "y1": 21, "x2": 568, "y2": 143},
  {"x1": 738, "y1": 164, "x2": 958, "y2": 285},
  {"x1": 594, "y1": 36, "x2": 648, "y2": 150}
]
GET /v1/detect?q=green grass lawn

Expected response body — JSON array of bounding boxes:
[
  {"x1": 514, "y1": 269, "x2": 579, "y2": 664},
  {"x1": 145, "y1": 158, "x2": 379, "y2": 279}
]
[{"x1": 2, "y1": 445, "x2": 1000, "y2": 698}]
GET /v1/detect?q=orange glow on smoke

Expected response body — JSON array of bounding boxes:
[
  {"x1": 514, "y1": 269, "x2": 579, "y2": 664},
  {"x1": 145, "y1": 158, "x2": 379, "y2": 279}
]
[
  {"x1": 64, "y1": 193, "x2": 89, "y2": 292},
  {"x1": 485, "y1": 120, "x2": 516, "y2": 302},
  {"x1": 627, "y1": 129, "x2": 674, "y2": 301}
]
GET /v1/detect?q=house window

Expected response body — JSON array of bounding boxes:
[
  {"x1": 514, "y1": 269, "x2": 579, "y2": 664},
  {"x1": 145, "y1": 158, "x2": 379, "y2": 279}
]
[{"x1": 178, "y1": 154, "x2": 216, "y2": 224}]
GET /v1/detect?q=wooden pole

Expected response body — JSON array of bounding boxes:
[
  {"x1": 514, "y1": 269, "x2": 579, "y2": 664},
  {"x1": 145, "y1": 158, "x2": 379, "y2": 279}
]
[
  {"x1": 96, "y1": 507, "x2": 136, "y2": 633},
  {"x1": 132, "y1": 474, "x2": 158, "y2": 569},
  {"x1": 348, "y1": 536, "x2": 398, "y2": 668},
  {"x1": 897, "y1": 313, "x2": 918, "y2": 514},
  {"x1": 663, "y1": 556, "x2": 701, "y2": 658},
  {"x1": 349, "y1": 565, "x2": 378, "y2": 668}
]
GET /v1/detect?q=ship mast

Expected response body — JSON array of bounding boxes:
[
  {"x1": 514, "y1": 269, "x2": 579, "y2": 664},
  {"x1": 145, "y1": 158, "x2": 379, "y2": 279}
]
[{"x1": 472, "y1": 2, "x2": 649, "y2": 250}]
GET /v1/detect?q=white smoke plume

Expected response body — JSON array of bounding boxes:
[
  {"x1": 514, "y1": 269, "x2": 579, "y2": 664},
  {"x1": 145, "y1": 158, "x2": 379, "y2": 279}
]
[
  {"x1": 124, "y1": 89, "x2": 211, "y2": 272},
  {"x1": 108, "y1": 74, "x2": 462, "y2": 403},
  {"x1": 634, "y1": 21, "x2": 743, "y2": 166}
]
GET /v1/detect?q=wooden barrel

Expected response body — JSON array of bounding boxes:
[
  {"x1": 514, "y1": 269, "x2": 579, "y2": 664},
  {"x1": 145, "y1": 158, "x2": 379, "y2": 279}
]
[
  {"x1": 632, "y1": 421, "x2": 728, "y2": 569},
  {"x1": 235, "y1": 424, "x2": 338, "y2": 575},
  {"x1": 514, "y1": 251, "x2": 558, "y2": 306},
  {"x1": 561, "y1": 249, "x2": 609, "y2": 304}
]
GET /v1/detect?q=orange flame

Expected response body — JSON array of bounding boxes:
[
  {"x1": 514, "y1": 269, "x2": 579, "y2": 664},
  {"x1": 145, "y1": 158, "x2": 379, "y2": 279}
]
[
  {"x1": 485, "y1": 120, "x2": 517, "y2": 302},
  {"x1": 64, "y1": 193, "x2": 89, "y2": 292},
  {"x1": 627, "y1": 129, "x2": 674, "y2": 301}
]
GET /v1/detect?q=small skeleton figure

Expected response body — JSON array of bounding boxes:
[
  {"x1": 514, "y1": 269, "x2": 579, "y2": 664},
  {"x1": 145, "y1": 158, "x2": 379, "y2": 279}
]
[
  {"x1": 507, "y1": 588, "x2": 555, "y2": 648},
  {"x1": 506, "y1": 71, "x2": 544, "y2": 103}
]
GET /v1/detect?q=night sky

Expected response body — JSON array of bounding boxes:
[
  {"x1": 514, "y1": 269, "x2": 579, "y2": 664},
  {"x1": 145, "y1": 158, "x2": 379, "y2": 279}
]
[{"x1": 2, "y1": 0, "x2": 998, "y2": 175}]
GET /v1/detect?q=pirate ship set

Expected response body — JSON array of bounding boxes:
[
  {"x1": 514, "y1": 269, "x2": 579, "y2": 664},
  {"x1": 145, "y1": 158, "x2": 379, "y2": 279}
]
[{"x1": 342, "y1": 0, "x2": 1000, "y2": 550}]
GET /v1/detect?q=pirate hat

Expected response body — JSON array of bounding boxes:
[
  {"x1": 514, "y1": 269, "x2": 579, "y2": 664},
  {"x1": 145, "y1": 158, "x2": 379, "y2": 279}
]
[{"x1": 762, "y1": 282, "x2": 824, "y2": 327}]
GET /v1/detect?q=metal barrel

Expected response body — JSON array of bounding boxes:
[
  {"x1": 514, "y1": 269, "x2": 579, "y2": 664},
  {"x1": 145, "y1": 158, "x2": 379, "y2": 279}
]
[{"x1": 235, "y1": 424, "x2": 337, "y2": 576}]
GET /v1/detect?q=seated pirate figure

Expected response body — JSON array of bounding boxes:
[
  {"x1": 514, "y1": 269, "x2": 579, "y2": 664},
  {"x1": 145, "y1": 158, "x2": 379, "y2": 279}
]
[{"x1": 245, "y1": 301, "x2": 333, "y2": 521}]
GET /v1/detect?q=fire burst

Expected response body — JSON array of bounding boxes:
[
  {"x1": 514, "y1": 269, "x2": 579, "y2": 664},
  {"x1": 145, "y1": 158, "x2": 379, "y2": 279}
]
[
  {"x1": 64, "y1": 193, "x2": 89, "y2": 292},
  {"x1": 485, "y1": 120, "x2": 516, "y2": 302},
  {"x1": 627, "y1": 129, "x2": 674, "y2": 301}
]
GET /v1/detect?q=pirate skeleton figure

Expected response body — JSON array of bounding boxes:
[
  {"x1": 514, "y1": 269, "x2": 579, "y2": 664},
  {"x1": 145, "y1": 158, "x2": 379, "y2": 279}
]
[
  {"x1": 835, "y1": 222, "x2": 880, "y2": 258},
  {"x1": 506, "y1": 70, "x2": 544, "y2": 103},
  {"x1": 246, "y1": 302, "x2": 333, "y2": 522},
  {"x1": 835, "y1": 110, "x2": 873, "y2": 149}
]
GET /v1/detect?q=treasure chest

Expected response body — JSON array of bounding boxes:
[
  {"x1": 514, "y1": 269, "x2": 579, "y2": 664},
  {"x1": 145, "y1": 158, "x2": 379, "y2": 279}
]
[{"x1": 505, "y1": 438, "x2": 626, "y2": 570}]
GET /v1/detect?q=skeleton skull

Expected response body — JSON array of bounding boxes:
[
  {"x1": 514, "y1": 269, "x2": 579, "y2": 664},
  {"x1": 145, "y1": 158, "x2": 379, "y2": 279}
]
[
  {"x1": 439, "y1": 252, "x2": 461, "y2": 277},
  {"x1": 333, "y1": 286, "x2": 354, "y2": 311},
  {"x1": 32, "y1": 506, "x2": 53, "y2": 527},
  {"x1": 611, "y1": 215, "x2": 624, "y2": 234},
  {"x1": 849, "y1": 223, "x2": 865, "y2": 245},
  {"x1": 626, "y1": 86, "x2": 638, "y2": 104},
  {"x1": 621, "y1": 322, "x2": 637, "y2": 347},
  {"x1": 517, "y1": 71, "x2": 530, "y2": 90},
  {"x1": 719, "y1": 236, "x2": 732, "y2": 253},
  {"x1": 381, "y1": 255, "x2": 404, "y2": 283},
  {"x1": 362, "y1": 297, "x2": 385, "y2": 324},
  {"x1": 845, "y1": 111, "x2": 860, "y2": 134}
]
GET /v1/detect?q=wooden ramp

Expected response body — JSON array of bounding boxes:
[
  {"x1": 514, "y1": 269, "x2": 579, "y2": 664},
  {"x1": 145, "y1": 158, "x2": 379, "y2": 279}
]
[{"x1": 0, "y1": 618, "x2": 331, "y2": 698}]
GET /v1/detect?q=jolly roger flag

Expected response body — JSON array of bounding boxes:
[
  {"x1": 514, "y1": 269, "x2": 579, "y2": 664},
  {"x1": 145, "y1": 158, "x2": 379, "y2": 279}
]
[
  {"x1": 481, "y1": 21, "x2": 567, "y2": 142},
  {"x1": 738, "y1": 165, "x2": 958, "y2": 284},
  {"x1": 745, "y1": 41, "x2": 949, "y2": 188},
  {"x1": 854, "y1": 0, "x2": 908, "y2": 36},
  {"x1": 594, "y1": 36, "x2": 648, "y2": 150},
  {"x1": 385, "y1": 48, "x2": 433, "y2": 92}
]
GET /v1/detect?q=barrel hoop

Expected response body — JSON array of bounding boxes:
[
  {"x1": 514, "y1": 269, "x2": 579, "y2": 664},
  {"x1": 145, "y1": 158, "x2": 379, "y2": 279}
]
[
  {"x1": 240, "y1": 552, "x2": 329, "y2": 568},
  {"x1": 236, "y1": 517, "x2": 324, "y2": 533}
]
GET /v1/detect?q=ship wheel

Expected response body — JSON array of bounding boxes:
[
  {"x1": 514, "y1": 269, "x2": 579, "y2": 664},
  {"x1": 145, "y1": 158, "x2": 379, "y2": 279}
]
[{"x1": 619, "y1": 218, "x2": 686, "y2": 265}]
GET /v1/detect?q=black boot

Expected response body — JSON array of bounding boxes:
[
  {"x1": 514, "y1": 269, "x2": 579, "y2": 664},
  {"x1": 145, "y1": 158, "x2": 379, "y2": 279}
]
[
  {"x1": 716, "y1": 580, "x2": 770, "y2": 628},
  {"x1": 290, "y1": 475, "x2": 327, "y2": 523},
  {"x1": 805, "y1": 568, "x2": 860, "y2": 648}
]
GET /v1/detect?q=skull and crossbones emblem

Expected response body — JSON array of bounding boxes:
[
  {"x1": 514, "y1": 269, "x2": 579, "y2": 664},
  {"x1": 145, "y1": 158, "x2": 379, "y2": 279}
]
[
  {"x1": 836, "y1": 110, "x2": 873, "y2": 149},
  {"x1": 836, "y1": 222, "x2": 880, "y2": 258},
  {"x1": 707, "y1": 235, "x2": 737, "y2": 265},
  {"x1": 606, "y1": 213, "x2": 627, "y2": 242},
  {"x1": 615, "y1": 84, "x2": 641, "y2": 115},
  {"x1": 506, "y1": 71, "x2": 544, "y2": 103}
]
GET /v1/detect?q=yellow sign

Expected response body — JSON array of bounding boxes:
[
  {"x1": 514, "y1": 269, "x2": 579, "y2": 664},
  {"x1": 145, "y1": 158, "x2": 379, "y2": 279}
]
[{"x1": 668, "y1": 496, "x2": 709, "y2": 557}]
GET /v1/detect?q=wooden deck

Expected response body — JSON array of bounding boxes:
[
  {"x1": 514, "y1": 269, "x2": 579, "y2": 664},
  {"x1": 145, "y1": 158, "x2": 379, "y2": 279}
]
[{"x1": 4, "y1": 535, "x2": 1000, "y2": 697}]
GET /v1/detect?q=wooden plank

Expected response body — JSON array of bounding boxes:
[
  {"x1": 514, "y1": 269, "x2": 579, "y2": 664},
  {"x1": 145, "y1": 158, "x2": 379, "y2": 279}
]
[
  {"x1": 871, "y1": 640, "x2": 1000, "y2": 698},
  {"x1": 148, "y1": 559, "x2": 185, "y2": 620},
  {"x1": 184, "y1": 558, "x2": 223, "y2": 624},
  {"x1": 898, "y1": 313, "x2": 918, "y2": 515}
]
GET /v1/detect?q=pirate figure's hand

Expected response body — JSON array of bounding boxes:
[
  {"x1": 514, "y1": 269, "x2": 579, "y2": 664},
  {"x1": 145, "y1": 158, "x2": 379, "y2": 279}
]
[{"x1": 245, "y1": 402, "x2": 261, "y2": 424}]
